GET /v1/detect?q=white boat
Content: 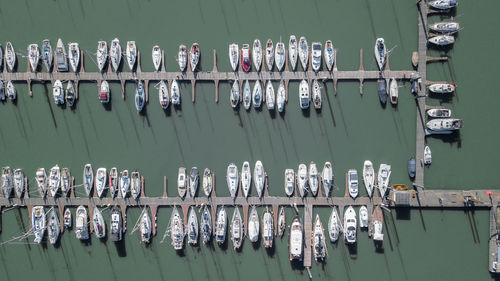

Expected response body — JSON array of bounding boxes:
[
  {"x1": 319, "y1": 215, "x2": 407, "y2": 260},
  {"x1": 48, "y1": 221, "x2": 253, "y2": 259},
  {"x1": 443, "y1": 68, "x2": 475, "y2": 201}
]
[
  {"x1": 52, "y1": 80, "x2": 64, "y2": 104},
  {"x1": 215, "y1": 206, "x2": 227, "y2": 245},
  {"x1": 362, "y1": 160, "x2": 375, "y2": 198},
  {"x1": 13, "y1": 168, "x2": 24, "y2": 198},
  {"x1": 66, "y1": 81, "x2": 75, "y2": 106},
  {"x1": 428, "y1": 83, "x2": 456, "y2": 93},
  {"x1": 241, "y1": 161, "x2": 251, "y2": 198},
  {"x1": 48, "y1": 165, "x2": 60, "y2": 197},
  {"x1": 311, "y1": 42, "x2": 322, "y2": 72},
  {"x1": 231, "y1": 207, "x2": 243, "y2": 250},
  {"x1": 171, "y1": 80, "x2": 181, "y2": 105},
  {"x1": 321, "y1": 162, "x2": 333, "y2": 197},
  {"x1": 47, "y1": 208, "x2": 60, "y2": 245},
  {"x1": 120, "y1": 170, "x2": 130, "y2": 198},
  {"x1": 83, "y1": 164, "x2": 93, "y2": 197},
  {"x1": 252, "y1": 80, "x2": 262, "y2": 108},
  {"x1": 68, "y1": 42, "x2": 80, "y2": 72},
  {"x1": 229, "y1": 43, "x2": 239, "y2": 71},
  {"x1": 202, "y1": 168, "x2": 213, "y2": 197},
  {"x1": 6, "y1": 81, "x2": 15, "y2": 100},
  {"x1": 36, "y1": 168, "x2": 47, "y2": 196},
  {"x1": 170, "y1": 206, "x2": 184, "y2": 250},
  {"x1": 344, "y1": 206, "x2": 357, "y2": 244},
  {"x1": 187, "y1": 206, "x2": 198, "y2": 245},
  {"x1": 241, "y1": 44, "x2": 251, "y2": 72},
  {"x1": 299, "y1": 79, "x2": 310, "y2": 109},
  {"x1": 230, "y1": 80, "x2": 240, "y2": 108},
  {"x1": 328, "y1": 207, "x2": 341, "y2": 243},
  {"x1": 75, "y1": 206, "x2": 89, "y2": 240},
  {"x1": 312, "y1": 79, "x2": 321, "y2": 109},
  {"x1": 254, "y1": 160, "x2": 265, "y2": 198},
  {"x1": 429, "y1": 21, "x2": 460, "y2": 34},
  {"x1": 99, "y1": 80, "x2": 110, "y2": 103},
  {"x1": 140, "y1": 211, "x2": 152, "y2": 243},
  {"x1": 201, "y1": 205, "x2": 212, "y2": 244},
  {"x1": 347, "y1": 169, "x2": 358, "y2": 198},
  {"x1": 313, "y1": 214, "x2": 327, "y2": 261},
  {"x1": 5, "y1": 42, "x2": 16, "y2": 72},
  {"x1": 359, "y1": 206, "x2": 368, "y2": 228},
  {"x1": 428, "y1": 35, "x2": 455, "y2": 46},
  {"x1": 298, "y1": 36, "x2": 309, "y2": 71},
  {"x1": 289, "y1": 35, "x2": 298, "y2": 71},
  {"x1": 55, "y1": 39, "x2": 68, "y2": 72},
  {"x1": 152, "y1": 45, "x2": 162, "y2": 71},
  {"x1": 426, "y1": 118, "x2": 463, "y2": 131},
  {"x1": 96, "y1": 41, "x2": 108, "y2": 72},
  {"x1": 275, "y1": 41, "x2": 285, "y2": 71},
  {"x1": 429, "y1": 0, "x2": 457, "y2": 9},
  {"x1": 189, "y1": 167, "x2": 199, "y2": 197},
  {"x1": 227, "y1": 163, "x2": 239, "y2": 198},
  {"x1": 109, "y1": 167, "x2": 118, "y2": 198},
  {"x1": 374, "y1": 38, "x2": 387, "y2": 70},
  {"x1": 131, "y1": 171, "x2": 141, "y2": 199},
  {"x1": 265, "y1": 80, "x2": 275, "y2": 110},
  {"x1": 324, "y1": 40, "x2": 334, "y2": 71},
  {"x1": 289, "y1": 216, "x2": 303, "y2": 261},
  {"x1": 243, "y1": 80, "x2": 252, "y2": 110},
  {"x1": 1, "y1": 167, "x2": 12, "y2": 198},
  {"x1": 32, "y1": 206, "x2": 46, "y2": 244},
  {"x1": 265, "y1": 39, "x2": 274, "y2": 71},
  {"x1": 42, "y1": 39, "x2": 53, "y2": 72},
  {"x1": 278, "y1": 207, "x2": 286, "y2": 238},
  {"x1": 252, "y1": 39, "x2": 262, "y2": 71},
  {"x1": 427, "y1": 108, "x2": 451, "y2": 118},
  {"x1": 390, "y1": 78, "x2": 398, "y2": 104},
  {"x1": 63, "y1": 208, "x2": 72, "y2": 229},
  {"x1": 135, "y1": 81, "x2": 145, "y2": 112},
  {"x1": 95, "y1": 168, "x2": 106, "y2": 198},
  {"x1": 178, "y1": 45, "x2": 187, "y2": 71},
  {"x1": 158, "y1": 80, "x2": 169, "y2": 109},
  {"x1": 60, "y1": 168, "x2": 71, "y2": 196},
  {"x1": 92, "y1": 206, "x2": 106, "y2": 239},
  {"x1": 284, "y1": 169, "x2": 295, "y2": 196},
  {"x1": 371, "y1": 206, "x2": 384, "y2": 242},
  {"x1": 27, "y1": 44, "x2": 40, "y2": 72},
  {"x1": 110, "y1": 38, "x2": 122, "y2": 72},
  {"x1": 262, "y1": 208, "x2": 273, "y2": 248},
  {"x1": 309, "y1": 162, "x2": 319, "y2": 196},
  {"x1": 178, "y1": 167, "x2": 187, "y2": 198},
  {"x1": 190, "y1": 43, "x2": 200, "y2": 71},
  {"x1": 110, "y1": 206, "x2": 122, "y2": 241},
  {"x1": 248, "y1": 206, "x2": 259, "y2": 243},
  {"x1": 126, "y1": 41, "x2": 137, "y2": 71},
  {"x1": 377, "y1": 164, "x2": 391, "y2": 197},
  {"x1": 297, "y1": 164, "x2": 308, "y2": 197},
  {"x1": 276, "y1": 80, "x2": 286, "y2": 113},
  {"x1": 424, "y1": 146, "x2": 432, "y2": 165}
]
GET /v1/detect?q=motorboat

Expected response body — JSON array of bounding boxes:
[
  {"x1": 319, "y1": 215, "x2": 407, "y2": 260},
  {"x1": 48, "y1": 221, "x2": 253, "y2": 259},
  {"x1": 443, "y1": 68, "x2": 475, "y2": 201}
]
[
  {"x1": 201, "y1": 205, "x2": 212, "y2": 244},
  {"x1": 241, "y1": 44, "x2": 251, "y2": 72},
  {"x1": 289, "y1": 35, "x2": 298, "y2": 71},
  {"x1": 324, "y1": 40, "x2": 334, "y2": 71},
  {"x1": 202, "y1": 168, "x2": 213, "y2": 197},
  {"x1": 99, "y1": 80, "x2": 110, "y2": 103},
  {"x1": 229, "y1": 43, "x2": 239, "y2": 71},
  {"x1": 1, "y1": 167, "x2": 12, "y2": 197},
  {"x1": 230, "y1": 80, "x2": 240, "y2": 108},
  {"x1": 424, "y1": 146, "x2": 432, "y2": 165},
  {"x1": 347, "y1": 169, "x2": 358, "y2": 198},
  {"x1": 289, "y1": 216, "x2": 303, "y2": 261},
  {"x1": 227, "y1": 163, "x2": 239, "y2": 198},
  {"x1": 120, "y1": 170, "x2": 130, "y2": 198},
  {"x1": 53, "y1": 80, "x2": 64, "y2": 104},
  {"x1": 311, "y1": 42, "x2": 322, "y2": 72},
  {"x1": 298, "y1": 36, "x2": 309, "y2": 70},
  {"x1": 140, "y1": 211, "x2": 152, "y2": 243},
  {"x1": 344, "y1": 206, "x2": 357, "y2": 244},
  {"x1": 152, "y1": 45, "x2": 162, "y2": 71},
  {"x1": 171, "y1": 80, "x2": 181, "y2": 105},
  {"x1": 110, "y1": 206, "x2": 122, "y2": 242},
  {"x1": 6, "y1": 81, "x2": 15, "y2": 100},
  {"x1": 48, "y1": 165, "x2": 60, "y2": 197},
  {"x1": 278, "y1": 207, "x2": 286, "y2": 237},
  {"x1": 189, "y1": 167, "x2": 199, "y2": 197},
  {"x1": 231, "y1": 207, "x2": 243, "y2": 250},
  {"x1": 428, "y1": 83, "x2": 456, "y2": 93},
  {"x1": 275, "y1": 41, "x2": 285, "y2": 71},
  {"x1": 75, "y1": 205, "x2": 89, "y2": 240},
  {"x1": 95, "y1": 167, "x2": 107, "y2": 198},
  {"x1": 83, "y1": 164, "x2": 94, "y2": 197},
  {"x1": 284, "y1": 169, "x2": 295, "y2": 196},
  {"x1": 243, "y1": 80, "x2": 252, "y2": 110},
  {"x1": 328, "y1": 207, "x2": 341, "y2": 243},
  {"x1": 68, "y1": 42, "x2": 80, "y2": 72},
  {"x1": 371, "y1": 206, "x2": 384, "y2": 242},
  {"x1": 55, "y1": 38, "x2": 68, "y2": 72},
  {"x1": 13, "y1": 168, "x2": 24, "y2": 198},
  {"x1": 297, "y1": 163, "x2": 308, "y2": 197},
  {"x1": 426, "y1": 118, "x2": 463, "y2": 131},
  {"x1": 131, "y1": 171, "x2": 141, "y2": 199},
  {"x1": 313, "y1": 214, "x2": 327, "y2": 261},
  {"x1": 109, "y1": 167, "x2": 118, "y2": 198},
  {"x1": 362, "y1": 160, "x2": 375, "y2": 198},
  {"x1": 92, "y1": 206, "x2": 106, "y2": 239},
  {"x1": 262, "y1": 208, "x2": 273, "y2": 248},
  {"x1": 312, "y1": 79, "x2": 321, "y2": 109},
  {"x1": 277, "y1": 80, "x2": 286, "y2": 113},
  {"x1": 135, "y1": 81, "x2": 145, "y2": 112},
  {"x1": 408, "y1": 157, "x2": 416, "y2": 178},
  {"x1": 126, "y1": 41, "x2": 137, "y2": 71},
  {"x1": 248, "y1": 206, "x2": 259, "y2": 243},
  {"x1": 265, "y1": 80, "x2": 275, "y2": 110},
  {"x1": 63, "y1": 208, "x2": 71, "y2": 228},
  {"x1": 377, "y1": 164, "x2": 391, "y2": 197},
  {"x1": 5, "y1": 42, "x2": 16, "y2": 72},
  {"x1": 178, "y1": 167, "x2": 187, "y2": 198},
  {"x1": 252, "y1": 80, "x2": 262, "y2": 108},
  {"x1": 110, "y1": 38, "x2": 122, "y2": 72},
  {"x1": 429, "y1": 21, "x2": 460, "y2": 34},
  {"x1": 390, "y1": 78, "x2": 398, "y2": 104},
  {"x1": 252, "y1": 39, "x2": 262, "y2": 71},
  {"x1": 321, "y1": 162, "x2": 333, "y2": 197},
  {"x1": 96, "y1": 41, "x2": 108, "y2": 72},
  {"x1": 265, "y1": 39, "x2": 274, "y2": 71},
  {"x1": 378, "y1": 78, "x2": 387, "y2": 104},
  {"x1": 215, "y1": 206, "x2": 227, "y2": 245},
  {"x1": 36, "y1": 168, "x2": 47, "y2": 196},
  {"x1": 254, "y1": 160, "x2": 265, "y2": 198},
  {"x1": 42, "y1": 39, "x2": 53, "y2": 72},
  {"x1": 428, "y1": 0, "x2": 457, "y2": 10},
  {"x1": 32, "y1": 206, "x2": 46, "y2": 244},
  {"x1": 158, "y1": 80, "x2": 169, "y2": 109},
  {"x1": 241, "y1": 161, "x2": 251, "y2": 198},
  {"x1": 178, "y1": 44, "x2": 187, "y2": 71},
  {"x1": 309, "y1": 162, "x2": 319, "y2": 196},
  {"x1": 374, "y1": 38, "x2": 386, "y2": 70},
  {"x1": 28, "y1": 44, "x2": 40, "y2": 72},
  {"x1": 359, "y1": 206, "x2": 368, "y2": 228},
  {"x1": 65, "y1": 81, "x2": 76, "y2": 107},
  {"x1": 299, "y1": 79, "x2": 310, "y2": 109},
  {"x1": 187, "y1": 206, "x2": 199, "y2": 245},
  {"x1": 189, "y1": 43, "x2": 200, "y2": 71},
  {"x1": 428, "y1": 35, "x2": 455, "y2": 46},
  {"x1": 427, "y1": 108, "x2": 451, "y2": 118}
]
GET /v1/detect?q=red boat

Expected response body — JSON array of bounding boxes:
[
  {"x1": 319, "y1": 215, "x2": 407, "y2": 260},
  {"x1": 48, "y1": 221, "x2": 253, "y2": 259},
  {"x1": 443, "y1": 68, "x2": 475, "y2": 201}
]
[{"x1": 241, "y1": 44, "x2": 251, "y2": 72}]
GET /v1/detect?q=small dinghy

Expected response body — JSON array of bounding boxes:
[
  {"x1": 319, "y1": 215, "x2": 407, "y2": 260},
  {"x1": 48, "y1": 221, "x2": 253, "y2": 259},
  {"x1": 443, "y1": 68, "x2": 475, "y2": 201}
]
[
  {"x1": 188, "y1": 167, "x2": 199, "y2": 197},
  {"x1": 276, "y1": 80, "x2": 286, "y2": 113},
  {"x1": 215, "y1": 206, "x2": 227, "y2": 245},
  {"x1": 252, "y1": 80, "x2": 262, "y2": 108},
  {"x1": 177, "y1": 44, "x2": 187, "y2": 71},
  {"x1": 408, "y1": 157, "x2": 416, "y2": 179},
  {"x1": 177, "y1": 167, "x2": 187, "y2": 198},
  {"x1": 229, "y1": 43, "x2": 239, "y2": 71},
  {"x1": 99, "y1": 80, "x2": 110, "y2": 103},
  {"x1": 328, "y1": 207, "x2": 341, "y2": 243},
  {"x1": 377, "y1": 164, "x2": 391, "y2": 197},
  {"x1": 36, "y1": 168, "x2": 47, "y2": 197},
  {"x1": 424, "y1": 146, "x2": 432, "y2": 165},
  {"x1": 299, "y1": 79, "x2": 310, "y2": 109},
  {"x1": 344, "y1": 206, "x2": 357, "y2": 244},
  {"x1": 189, "y1": 43, "x2": 200, "y2": 71},
  {"x1": 371, "y1": 206, "x2": 384, "y2": 242},
  {"x1": 95, "y1": 167, "x2": 107, "y2": 198},
  {"x1": 284, "y1": 169, "x2": 295, "y2": 196},
  {"x1": 92, "y1": 206, "x2": 106, "y2": 239},
  {"x1": 131, "y1": 171, "x2": 141, "y2": 199},
  {"x1": 53, "y1": 80, "x2": 64, "y2": 104},
  {"x1": 126, "y1": 41, "x2": 137, "y2": 71},
  {"x1": 46, "y1": 211, "x2": 60, "y2": 245},
  {"x1": 187, "y1": 206, "x2": 199, "y2": 245},
  {"x1": 309, "y1": 162, "x2": 319, "y2": 196},
  {"x1": 55, "y1": 39, "x2": 68, "y2": 72},
  {"x1": 42, "y1": 39, "x2": 53, "y2": 72},
  {"x1": 231, "y1": 207, "x2": 243, "y2": 250},
  {"x1": 311, "y1": 42, "x2": 322, "y2": 72},
  {"x1": 110, "y1": 38, "x2": 122, "y2": 72},
  {"x1": 252, "y1": 39, "x2": 262, "y2": 71},
  {"x1": 241, "y1": 44, "x2": 251, "y2": 72},
  {"x1": 427, "y1": 108, "x2": 451, "y2": 118},
  {"x1": 428, "y1": 83, "x2": 456, "y2": 93},
  {"x1": 1, "y1": 167, "x2": 12, "y2": 198},
  {"x1": 275, "y1": 41, "x2": 285, "y2": 71},
  {"x1": 374, "y1": 38, "x2": 387, "y2": 70},
  {"x1": 243, "y1": 80, "x2": 252, "y2": 110},
  {"x1": 265, "y1": 39, "x2": 274, "y2": 71},
  {"x1": 110, "y1": 206, "x2": 123, "y2": 242},
  {"x1": 265, "y1": 80, "x2": 275, "y2": 110},
  {"x1": 324, "y1": 40, "x2": 334, "y2": 71},
  {"x1": 248, "y1": 206, "x2": 259, "y2": 243},
  {"x1": 359, "y1": 206, "x2": 368, "y2": 228},
  {"x1": 201, "y1": 205, "x2": 212, "y2": 244},
  {"x1": 428, "y1": 35, "x2": 455, "y2": 46},
  {"x1": 298, "y1": 36, "x2": 309, "y2": 71},
  {"x1": 312, "y1": 79, "x2": 322, "y2": 109},
  {"x1": 227, "y1": 163, "x2": 239, "y2": 199},
  {"x1": 75, "y1": 205, "x2": 89, "y2": 240},
  {"x1": 152, "y1": 45, "x2": 162, "y2": 71},
  {"x1": 297, "y1": 163, "x2": 308, "y2": 197},
  {"x1": 28, "y1": 44, "x2": 40, "y2": 72},
  {"x1": 347, "y1": 169, "x2": 359, "y2": 199},
  {"x1": 140, "y1": 210, "x2": 152, "y2": 243},
  {"x1": 171, "y1": 80, "x2": 181, "y2": 105},
  {"x1": 63, "y1": 208, "x2": 71, "y2": 229},
  {"x1": 262, "y1": 208, "x2": 274, "y2": 248},
  {"x1": 230, "y1": 80, "x2": 240, "y2": 108},
  {"x1": 6, "y1": 81, "x2": 16, "y2": 101},
  {"x1": 109, "y1": 167, "x2": 118, "y2": 198},
  {"x1": 96, "y1": 41, "x2": 108, "y2": 72},
  {"x1": 313, "y1": 214, "x2": 327, "y2": 261},
  {"x1": 289, "y1": 35, "x2": 298, "y2": 71},
  {"x1": 83, "y1": 164, "x2": 93, "y2": 197},
  {"x1": 135, "y1": 81, "x2": 145, "y2": 112},
  {"x1": 170, "y1": 206, "x2": 184, "y2": 250},
  {"x1": 120, "y1": 170, "x2": 130, "y2": 198},
  {"x1": 32, "y1": 206, "x2": 46, "y2": 244},
  {"x1": 5, "y1": 42, "x2": 16, "y2": 72},
  {"x1": 428, "y1": 0, "x2": 457, "y2": 10},
  {"x1": 289, "y1": 216, "x2": 303, "y2": 261},
  {"x1": 65, "y1": 81, "x2": 76, "y2": 107},
  {"x1": 321, "y1": 162, "x2": 333, "y2": 197},
  {"x1": 202, "y1": 168, "x2": 213, "y2": 197},
  {"x1": 13, "y1": 168, "x2": 24, "y2": 198},
  {"x1": 278, "y1": 207, "x2": 286, "y2": 238},
  {"x1": 390, "y1": 78, "x2": 398, "y2": 104},
  {"x1": 362, "y1": 160, "x2": 375, "y2": 198},
  {"x1": 158, "y1": 80, "x2": 170, "y2": 109},
  {"x1": 68, "y1": 42, "x2": 80, "y2": 72},
  {"x1": 429, "y1": 21, "x2": 460, "y2": 34},
  {"x1": 254, "y1": 160, "x2": 265, "y2": 198},
  {"x1": 48, "y1": 165, "x2": 61, "y2": 197},
  {"x1": 241, "y1": 161, "x2": 251, "y2": 198}
]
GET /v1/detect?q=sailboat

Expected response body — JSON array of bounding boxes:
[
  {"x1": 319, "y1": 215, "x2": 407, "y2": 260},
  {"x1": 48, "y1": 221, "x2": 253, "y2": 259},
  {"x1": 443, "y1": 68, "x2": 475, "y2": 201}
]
[
  {"x1": 92, "y1": 207, "x2": 106, "y2": 239},
  {"x1": 158, "y1": 80, "x2": 170, "y2": 109},
  {"x1": 229, "y1": 43, "x2": 239, "y2": 71},
  {"x1": 189, "y1": 43, "x2": 200, "y2": 71},
  {"x1": 262, "y1": 208, "x2": 274, "y2": 248},
  {"x1": 424, "y1": 146, "x2": 432, "y2": 165},
  {"x1": 265, "y1": 39, "x2": 274, "y2": 71},
  {"x1": 65, "y1": 81, "x2": 76, "y2": 107},
  {"x1": 390, "y1": 78, "x2": 398, "y2": 104},
  {"x1": 5, "y1": 42, "x2": 16, "y2": 72},
  {"x1": 98, "y1": 80, "x2": 110, "y2": 104},
  {"x1": 53, "y1": 80, "x2": 64, "y2": 104},
  {"x1": 63, "y1": 208, "x2": 72, "y2": 229},
  {"x1": 170, "y1": 206, "x2": 184, "y2": 250},
  {"x1": 202, "y1": 168, "x2": 213, "y2": 197},
  {"x1": 371, "y1": 206, "x2": 384, "y2": 242},
  {"x1": 109, "y1": 206, "x2": 122, "y2": 242},
  {"x1": 227, "y1": 163, "x2": 239, "y2": 199},
  {"x1": 278, "y1": 207, "x2": 286, "y2": 238},
  {"x1": 120, "y1": 170, "x2": 130, "y2": 198},
  {"x1": 95, "y1": 167, "x2": 107, "y2": 198},
  {"x1": 312, "y1": 79, "x2": 322, "y2": 109},
  {"x1": 48, "y1": 165, "x2": 61, "y2": 197},
  {"x1": 152, "y1": 45, "x2": 162, "y2": 71},
  {"x1": 241, "y1": 161, "x2": 251, "y2": 198},
  {"x1": 309, "y1": 162, "x2": 319, "y2": 196},
  {"x1": 284, "y1": 169, "x2": 295, "y2": 196},
  {"x1": 252, "y1": 39, "x2": 262, "y2": 71},
  {"x1": 131, "y1": 171, "x2": 141, "y2": 199},
  {"x1": 243, "y1": 80, "x2": 252, "y2": 110},
  {"x1": 377, "y1": 164, "x2": 391, "y2": 197},
  {"x1": 254, "y1": 160, "x2": 265, "y2": 198},
  {"x1": 266, "y1": 80, "x2": 275, "y2": 110},
  {"x1": 328, "y1": 207, "x2": 341, "y2": 243},
  {"x1": 201, "y1": 205, "x2": 212, "y2": 244},
  {"x1": 374, "y1": 38, "x2": 387, "y2": 70},
  {"x1": 298, "y1": 36, "x2": 309, "y2": 71},
  {"x1": 363, "y1": 160, "x2": 375, "y2": 197},
  {"x1": 252, "y1": 80, "x2": 262, "y2": 108},
  {"x1": 27, "y1": 44, "x2": 40, "y2": 72},
  {"x1": 277, "y1": 80, "x2": 286, "y2": 113},
  {"x1": 83, "y1": 164, "x2": 94, "y2": 197},
  {"x1": 68, "y1": 42, "x2": 80, "y2": 72},
  {"x1": 241, "y1": 44, "x2": 251, "y2": 72},
  {"x1": 297, "y1": 163, "x2": 308, "y2": 197},
  {"x1": 275, "y1": 40, "x2": 285, "y2": 72},
  {"x1": 75, "y1": 206, "x2": 89, "y2": 240},
  {"x1": 313, "y1": 214, "x2": 327, "y2": 261},
  {"x1": 140, "y1": 210, "x2": 152, "y2": 243},
  {"x1": 135, "y1": 81, "x2": 145, "y2": 112},
  {"x1": 248, "y1": 206, "x2": 259, "y2": 243},
  {"x1": 187, "y1": 207, "x2": 199, "y2": 245},
  {"x1": 171, "y1": 80, "x2": 181, "y2": 105},
  {"x1": 1, "y1": 167, "x2": 13, "y2": 198},
  {"x1": 231, "y1": 207, "x2": 243, "y2": 250},
  {"x1": 215, "y1": 206, "x2": 227, "y2": 245},
  {"x1": 230, "y1": 80, "x2": 240, "y2": 108},
  {"x1": 189, "y1": 167, "x2": 199, "y2": 197},
  {"x1": 110, "y1": 38, "x2": 122, "y2": 72},
  {"x1": 13, "y1": 168, "x2": 24, "y2": 198},
  {"x1": 324, "y1": 40, "x2": 334, "y2": 71},
  {"x1": 289, "y1": 35, "x2": 298, "y2": 71},
  {"x1": 55, "y1": 39, "x2": 68, "y2": 72},
  {"x1": 178, "y1": 44, "x2": 187, "y2": 71},
  {"x1": 36, "y1": 168, "x2": 47, "y2": 197},
  {"x1": 47, "y1": 208, "x2": 60, "y2": 245},
  {"x1": 42, "y1": 39, "x2": 53, "y2": 72},
  {"x1": 321, "y1": 162, "x2": 333, "y2": 197},
  {"x1": 96, "y1": 41, "x2": 108, "y2": 72},
  {"x1": 109, "y1": 167, "x2": 118, "y2": 198},
  {"x1": 126, "y1": 41, "x2": 137, "y2": 71},
  {"x1": 32, "y1": 206, "x2": 46, "y2": 244},
  {"x1": 6, "y1": 81, "x2": 15, "y2": 101}
]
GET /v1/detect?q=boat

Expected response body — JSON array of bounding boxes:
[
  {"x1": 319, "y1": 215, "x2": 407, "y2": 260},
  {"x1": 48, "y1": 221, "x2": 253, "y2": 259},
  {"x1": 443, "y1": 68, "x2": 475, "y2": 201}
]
[
  {"x1": 321, "y1": 162, "x2": 333, "y2": 197},
  {"x1": 229, "y1": 43, "x2": 239, "y2": 71},
  {"x1": 378, "y1": 78, "x2": 387, "y2": 104},
  {"x1": 428, "y1": 0, "x2": 457, "y2": 9},
  {"x1": 377, "y1": 164, "x2": 391, "y2": 197},
  {"x1": 254, "y1": 160, "x2": 265, "y2": 198},
  {"x1": 231, "y1": 207, "x2": 243, "y2": 250},
  {"x1": 5, "y1": 42, "x2": 16, "y2": 72},
  {"x1": 252, "y1": 80, "x2": 262, "y2": 108},
  {"x1": 189, "y1": 43, "x2": 200, "y2": 71},
  {"x1": 99, "y1": 80, "x2": 110, "y2": 103},
  {"x1": 47, "y1": 212, "x2": 60, "y2": 245},
  {"x1": 424, "y1": 146, "x2": 432, "y2": 165},
  {"x1": 55, "y1": 38, "x2": 68, "y2": 72},
  {"x1": 241, "y1": 44, "x2": 251, "y2": 72},
  {"x1": 189, "y1": 167, "x2": 199, "y2": 197},
  {"x1": 374, "y1": 38, "x2": 387, "y2": 71},
  {"x1": 289, "y1": 216, "x2": 303, "y2": 261},
  {"x1": 428, "y1": 83, "x2": 456, "y2": 93},
  {"x1": 230, "y1": 80, "x2": 240, "y2": 108},
  {"x1": 65, "y1": 81, "x2": 76, "y2": 107},
  {"x1": 243, "y1": 80, "x2": 252, "y2": 110},
  {"x1": 6, "y1": 81, "x2": 15, "y2": 100},
  {"x1": 428, "y1": 35, "x2": 455, "y2": 46},
  {"x1": 83, "y1": 164, "x2": 94, "y2": 197},
  {"x1": 324, "y1": 40, "x2": 334, "y2": 71},
  {"x1": 202, "y1": 168, "x2": 213, "y2": 197},
  {"x1": 275, "y1": 41, "x2": 285, "y2": 71},
  {"x1": 298, "y1": 36, "x2": 309, "y2": 70},
  {"x1": 215, "y1": 206, "x2": 227, "y2": 245},
  {"x1": 28, "y1": 44, "x2": 40, "y2": 72},
  {"x1": 109, "y1": 167, "x2": 118, "y2": 198},
  {"x1": 347, "y1": 169, "x2": 359, "y2": 198},
  {"x1": 61, "y1": 168, "x2": 71, "y2": 196},
  {"x1": 75, "y1": 205, "x2": 89, "y2": 240},
  {"x1": 158, "y1": 80, "x2": 170, "y2": 109},
  {"x1": 265, "y1": 39, "x2": 274, "y2": 71},
  {"x1": 131, "y1": 171, "x2": 141, "y2": 199},
  {"x1": 152, "y1": 45, "x2": 162, "y2": 71},
  {"x1": 32, "y1": 206, "x2": 46, "y2": 244},
  {"x1": 53, "y1": 80, "x2": 64, "y2": 104},
  {"x1": 359, "y1": 206, "x2": 368, "y2": 228},
  {"x1": 187, "y1": 206, "x2": 198, "y2": 245},
  {"x1": 426, "y1": 118, "x2": 463, "y2": 131},
  {"x1": 427, "y1": 108, "x2": 451, "y2": 118},
  {"x1": 266, "y1": 80, "x2": 275, "y2": 110},
  {"x1": 96, "y1": 41, "x2": 108, "y2": 72},
  {"x1": 252, "y1": 39, "x2": 262, "y2": 71},
  {"x1": 140, "y1": 210, "x2": 152, "y2": 243},
  {"x1": 362, "y1": 160, "x2": 375, "y2": 198},
  {"x1": 1, "y1": 167, "x2": 12, "y2": 197},
  {"x1": 297, "y1": 163, "x2": 308, "y2": 197},
  {"x1": 178, "y1": 44, "x2": 187, "y2": 71},
  {"x1": 429, "y1": 21, "x2": 460, "y2": 34},
  {"x1": 48, "y1": 165, "x2": 60, "y2": 197},
  {"x1": 289, "y1": 35, "x2": 298, "y2": 71},
  {"x1": 312, "y1": 79, "x2": 321, "y2": 109},
  {"x1": 284, "y1": 169, "x2": 295, "y2": 196},
  {"x1": 371, "y1": 206, "x2": 384, "y2": 242},
  {"x1": 392, "y1": 184, "x2": 408, "y2": 191},
  {"x1": 0, "y1": 80, "x2": 4, "y2": 101},
  {"x1": 42, "y1": 39, "x2": 53, "y2": 72},
  {"x1": 36, "y1": 168, "x2": 47, "y2": 196},
  {"x1": 248, "y1": 206, "x2": 259, "y2": 243},
  {"x1": 278, "y1": 207, "x2": 286, "y2": 237},
  {"x1": 262, "y1": 208, "x2": 274, "y2": 248},
  {"x1": 95, "y1": 168, "x2": 106, "y2": 198},
  {"x1": 92, "y1": 206, "x2": 106, "y2": 239},
  {"x1": 126, "y1": 41, "x2": 137, "y2": 71},
  {"x1": 241, "y1": 161, "x2": 251, "y2": 198},
  {"x1": 171, "y1": 80, "x2": 181, "y2": 105},
  {"x1": 311, "y1": 42, "x2": 322, "y2": 72},
  {"x1": 109, "y1": 206, "x2": 122, "y2": 242},
  {"x1": 309, "y1": 162, "x2": 319, "y2": 196},
  {"x1": 63, "y1": 208, "x2": 71, "y2": 228},
  {"x1": 408, "y1": 157, "x2": 416, "y2": 178},
  {"x1": 390, "y1": 78, "x2": 398, "y2": 104},
  {"x1": 13, "y1": 168, "x2": 24, "y2": 198},
  {"x1": 328, "y1": 207, "x2": 341, "y2": 243},
  {"x1": 120, "y1": 170, "x2": 130, "y2": 198},
  {"x1": 277, "y1": 80, "x2": 286, "y2": 113},
  {"x1": 135, "y1": 81, "x2": 145, "y2": 112},
  {"x1": 201, "y1": 205, "x2": 212, "y2": 244},
  {"x1": 227, "y1": 163, "x2": 239, "y2": 199},
  {"x1": 68, "y1": 42, "x2": 80, "y2": 72},
  {"x1": 110, "y1": 38, "x2": 122, "y2": 72},
  {"x1": 178, "y1": 167, "x2": 187, "y2": 198},
  {"x1": 344, "y1": 206, "x2": 357, "y2": 244},
  {"x1": 313, "y1": 214, "x2": 327, "y2": 261},
  {"x1": 299, "y1": 79, "x2": 310, "y2": 109}
]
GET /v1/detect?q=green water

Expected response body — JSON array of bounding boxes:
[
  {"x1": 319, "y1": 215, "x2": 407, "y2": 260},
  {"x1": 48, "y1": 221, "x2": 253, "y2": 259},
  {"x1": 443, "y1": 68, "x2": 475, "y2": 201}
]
[{"x1": 0, "y1": 0, "x2": 498, "y2": 280}]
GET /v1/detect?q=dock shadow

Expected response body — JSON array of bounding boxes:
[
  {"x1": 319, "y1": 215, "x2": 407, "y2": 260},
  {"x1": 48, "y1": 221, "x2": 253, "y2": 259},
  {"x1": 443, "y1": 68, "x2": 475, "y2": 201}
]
[{"x1": 395, "y1": 208, "x2": 411, "y2": 220}]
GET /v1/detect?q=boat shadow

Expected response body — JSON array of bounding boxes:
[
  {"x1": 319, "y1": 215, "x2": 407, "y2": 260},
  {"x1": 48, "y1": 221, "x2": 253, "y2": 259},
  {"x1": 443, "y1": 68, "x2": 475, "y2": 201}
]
[
  {"x1": 346, "y1": 242, "x2": 357, "y2": 258},
  {"x1": 374, "y1": 240, "x2": 384, "y2": 254},
  {"x1": 265, "y1": 245, "x2": 275, "y2": 257},
  {"x1": 301, "y1": 107, "x2": 310, "y2": 118},
  {"x1": 114, "y1": 237, "x2": 127, "y2": 257},
  {"x1": 102, "y1": 97, "x2": 112, "y2": 111},
  {"x1": 289, "y1": 259, "x2": 304, "y2": 271},
  {"x1": 428, "y1": 91, "x2": 454, "y2": 103},
  {"x1": 429, "y1": 131, "x2": 462, "y2": 147},
  {"x1": 251, "y1": 239, "x2": 261, "y2": 251}
]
